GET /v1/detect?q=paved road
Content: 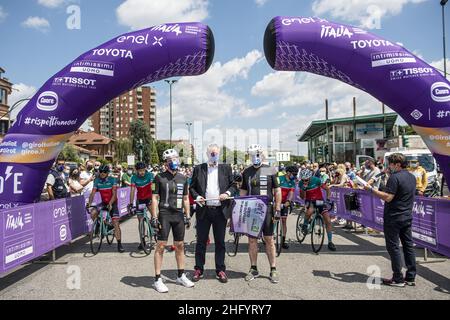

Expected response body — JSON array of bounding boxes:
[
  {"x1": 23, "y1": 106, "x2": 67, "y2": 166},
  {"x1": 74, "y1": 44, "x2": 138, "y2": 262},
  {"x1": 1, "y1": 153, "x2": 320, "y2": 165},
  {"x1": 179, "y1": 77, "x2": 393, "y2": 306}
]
[{"x1": 1, "y1": 212, "x2": 449, "y2": 300}]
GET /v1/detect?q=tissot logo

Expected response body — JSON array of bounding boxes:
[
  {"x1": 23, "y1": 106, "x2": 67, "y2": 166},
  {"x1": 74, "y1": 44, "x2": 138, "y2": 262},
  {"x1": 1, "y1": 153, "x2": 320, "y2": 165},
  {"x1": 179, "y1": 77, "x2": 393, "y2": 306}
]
[
  {"x1": 37, "y1": 91, "x2": 58, "y2": 111},
  {"x1": 390, "y1": 67, "x2": 434, "y2": 80},
  {"x1": 53, "y1": 77, "x2": 97, "y2": 88},
  {"x1": 431, "y1": 82, "x2": 450, "y2": 103}
]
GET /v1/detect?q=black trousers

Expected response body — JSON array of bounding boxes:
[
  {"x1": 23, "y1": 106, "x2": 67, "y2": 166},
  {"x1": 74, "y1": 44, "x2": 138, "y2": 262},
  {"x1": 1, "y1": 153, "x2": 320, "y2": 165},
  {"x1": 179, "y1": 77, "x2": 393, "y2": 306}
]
[
  {"x1": 195, "y1": 206, "x2": 227, "y2": 274},
  {"x1": 383, "y1": 218, "x2": 417, "y2": 282}
]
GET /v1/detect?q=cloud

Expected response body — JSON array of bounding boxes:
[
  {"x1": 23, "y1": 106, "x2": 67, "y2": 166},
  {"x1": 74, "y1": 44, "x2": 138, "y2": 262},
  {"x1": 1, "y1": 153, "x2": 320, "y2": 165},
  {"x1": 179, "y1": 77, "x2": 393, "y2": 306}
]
[
  {"x1": 37, "y1": 0, "x2": 65, "y2": 8},
  {"x1": 9, "y1": 83, "x2": 37, "y2": 122},
  {"x1": 156, "y1": 50, "x2": 263, "y2": 138},
  {"x1": 116, "y1": 0, "x2": 209, "y2": 30},
  {"x1": 312, "y1": 0, "x2": 428, "y2": 29},
  {"x1": 430, "y1": 58, "x2": 450, "y2": 78},
  {"x1": 22, "y1": 16, "x2": 50, "y2": 32},
  {"x1": 0, "y1": 6, "x2": 7, "y2": 23},
  {"x1": 250, "y1": 71, "x2": 394, "y2": 154},
  {"x1": 255, "y1": 0, "x2": 269, "y2": 7}
]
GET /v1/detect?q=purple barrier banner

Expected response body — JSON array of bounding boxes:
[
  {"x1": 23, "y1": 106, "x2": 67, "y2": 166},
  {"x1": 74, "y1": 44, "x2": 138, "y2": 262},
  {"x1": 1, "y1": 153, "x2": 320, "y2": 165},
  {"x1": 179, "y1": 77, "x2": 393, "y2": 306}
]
[
  {"x1": 327, "y1": 187, "x2": 450, "y2": 257},
  {"x1": 1, "y1": 187, "x2": 132, "y2": 275},
  {"x1": 230, "y1": 196, "x2": 269, "y2": 238}
]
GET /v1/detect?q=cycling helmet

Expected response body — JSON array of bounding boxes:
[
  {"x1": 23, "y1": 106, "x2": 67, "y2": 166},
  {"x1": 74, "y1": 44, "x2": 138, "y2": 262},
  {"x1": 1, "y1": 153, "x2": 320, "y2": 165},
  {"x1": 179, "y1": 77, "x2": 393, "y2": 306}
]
[
  {"x1": 247, "y1": 144, "x2": 264, "y2": 155},
  {"x1": 162, "y1": 148, "x2": 179, "y2": 161},
  {"x1": 98, "y1": 164, "x2": 110, "y2": 173},
  {"x1": 286, "y1": 166, "x2": 299, "y2": 175},
  {"x1": 299, "y1": 169, "x2": 313, "y2": 180},
  {"x1": 135, "y1": 162, "x2": 146, "y2": 170}
]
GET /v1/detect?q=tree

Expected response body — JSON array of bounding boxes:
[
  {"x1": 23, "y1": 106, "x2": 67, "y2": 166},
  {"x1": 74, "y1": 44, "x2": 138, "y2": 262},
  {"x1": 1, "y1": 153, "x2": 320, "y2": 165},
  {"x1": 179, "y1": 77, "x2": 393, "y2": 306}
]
[
  {"x1": 221, "y1": 146, "x2": 247, "y2": 165},
  {"x1": 291, "y1": 155, "x2": 307, "y2": 164},
  {"x1": 61, "y1": 144, "x2": 80, "y2": 163},
  {"x1": 129, "y1": 120, "x2": 153, "y2": 164},
  {"x1": 398, "y1": 125, "x2": 417, "y2": 135},
  {"x1": 151, "y1": 141, "x2": 159, "y2": 164},
  {"x1": 114, "y1": 138, "x2": 132, "y2": 163}
]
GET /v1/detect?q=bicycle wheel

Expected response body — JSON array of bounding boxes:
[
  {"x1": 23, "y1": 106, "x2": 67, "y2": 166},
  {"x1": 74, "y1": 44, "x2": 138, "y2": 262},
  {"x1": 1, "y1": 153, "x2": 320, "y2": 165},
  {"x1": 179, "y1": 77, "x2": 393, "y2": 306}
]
[
  {"x1": 139, "y1": 217, "x2": 153, "y2": 255},
  {"x1": 311, "y1": 214, "x2": 325, "y2": 253},
  {"x1": 296, "y1": 209, "x2": 307, "y2": 243},
  {"x1": 90, "y1": 218, "x2": 103, "y2": 255},
  {"x1": 226, "y1": 233, "x2": 240, "y2": 257},
  {"x1": 106, "y1": 221, "x2": 114, "y2": 245},
  {"x1": 275, "y1": 220, "x2": 283, "y2": 257},
  {"x1": 184, "y1": 240, "x2": 196, "y2": 257}
]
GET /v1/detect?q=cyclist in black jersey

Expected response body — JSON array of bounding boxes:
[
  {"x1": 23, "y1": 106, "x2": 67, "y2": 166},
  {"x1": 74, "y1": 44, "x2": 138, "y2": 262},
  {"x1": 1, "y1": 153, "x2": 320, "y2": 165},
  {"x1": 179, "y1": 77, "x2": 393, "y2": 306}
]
[
  {"x1": 240, "y1": 144, "x2": 282, "y2": 284},
  {"x1": 151, "y1": 149, "x2": 194, "y2": 293}
]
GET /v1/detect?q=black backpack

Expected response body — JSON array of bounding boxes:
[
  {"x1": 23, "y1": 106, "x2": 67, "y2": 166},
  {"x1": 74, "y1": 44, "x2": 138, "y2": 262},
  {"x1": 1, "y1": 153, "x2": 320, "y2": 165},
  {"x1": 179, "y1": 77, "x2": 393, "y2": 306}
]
[
  {"x1": 50, "y1": 169, "x2": 69, "y2": 199},
  {"x1": 344, "y1": 192, "x2": 359, "y2": 211}
]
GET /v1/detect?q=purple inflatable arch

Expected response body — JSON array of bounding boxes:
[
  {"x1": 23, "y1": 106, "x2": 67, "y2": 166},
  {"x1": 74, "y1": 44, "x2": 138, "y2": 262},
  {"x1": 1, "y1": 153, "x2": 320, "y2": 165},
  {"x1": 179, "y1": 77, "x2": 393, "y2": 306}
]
[
  {"x1": 264, "y1": 16, "x2": 450, "y2": 190},
  {"x1": 0, "y1": 22, "x2": 214, "y2": 208}
]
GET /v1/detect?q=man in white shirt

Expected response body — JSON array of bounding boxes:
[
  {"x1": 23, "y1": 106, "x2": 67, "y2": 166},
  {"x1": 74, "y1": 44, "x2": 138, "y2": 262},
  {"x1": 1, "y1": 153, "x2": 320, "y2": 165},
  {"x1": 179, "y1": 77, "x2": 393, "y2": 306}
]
[{"x1": 189, "y1": 144, "x2": 237, "y2": 283}]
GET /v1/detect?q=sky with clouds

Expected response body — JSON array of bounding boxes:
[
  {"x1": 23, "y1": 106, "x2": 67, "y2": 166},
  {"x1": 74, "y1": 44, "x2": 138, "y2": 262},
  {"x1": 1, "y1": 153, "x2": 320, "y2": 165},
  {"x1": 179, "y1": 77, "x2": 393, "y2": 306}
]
[{"x1": 0, "y1": 0, "x2": 449, "y2": 156}]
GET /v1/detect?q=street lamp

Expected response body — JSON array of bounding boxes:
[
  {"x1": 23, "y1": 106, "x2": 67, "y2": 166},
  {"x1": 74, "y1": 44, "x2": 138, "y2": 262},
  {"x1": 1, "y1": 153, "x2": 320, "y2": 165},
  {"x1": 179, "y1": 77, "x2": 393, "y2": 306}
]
[
  {"x1": 441, "y1": 0, "x2": 448, "y2": 196},
  {"x1": 185, "y1": 122, "x2": 192, "y2": 164},
  {"x1": 295, "y1": 134, "x2": 301, "y2": 157},
  {"x1": 442, "y1": 0, "x2": 448, "y2": 78},
  {"x1": 165, "y1": 79, "x2": 178, "y2": 148},
  {"x1": 0, "y1": 97, "x2": 31, "y2": 122}
]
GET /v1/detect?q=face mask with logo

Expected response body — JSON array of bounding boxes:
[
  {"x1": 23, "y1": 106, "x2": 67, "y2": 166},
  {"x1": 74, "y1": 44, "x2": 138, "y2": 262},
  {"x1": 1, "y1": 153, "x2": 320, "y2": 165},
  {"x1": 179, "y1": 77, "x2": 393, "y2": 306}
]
[
  {"x1": 168, "y1": 160, "x2": 179, "y2": 171},
  {"x1": 251, "y1": 155, "x2": 261, "y2": 166},
  {"x1": 57, "y1": 164, "x2": 65, "y2": 172}
]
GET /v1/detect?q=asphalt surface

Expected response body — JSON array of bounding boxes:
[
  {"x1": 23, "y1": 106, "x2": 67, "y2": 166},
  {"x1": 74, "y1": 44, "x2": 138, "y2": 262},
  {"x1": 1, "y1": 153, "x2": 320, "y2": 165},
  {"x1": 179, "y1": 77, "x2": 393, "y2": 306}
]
[{"x1": 1, "y1": 211, "x2": 449, "y2": 300}]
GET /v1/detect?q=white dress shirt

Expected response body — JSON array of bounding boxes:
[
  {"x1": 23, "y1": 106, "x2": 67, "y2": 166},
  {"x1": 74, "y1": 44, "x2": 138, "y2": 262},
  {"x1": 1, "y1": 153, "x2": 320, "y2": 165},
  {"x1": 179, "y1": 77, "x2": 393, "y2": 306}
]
[{"x1": 205, "y1": 164, "x2": 221, "y2": 206}]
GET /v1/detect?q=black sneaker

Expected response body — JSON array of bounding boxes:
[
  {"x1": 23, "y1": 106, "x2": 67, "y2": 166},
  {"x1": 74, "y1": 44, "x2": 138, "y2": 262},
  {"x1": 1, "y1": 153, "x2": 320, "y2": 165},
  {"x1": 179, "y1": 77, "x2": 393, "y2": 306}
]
[
  {"x1": 117, "y1": 243, "x2": 125, "y2": 253},
  {"x1": 404, "y1": 279, "x2": 416, "y2": 286},
  {"x1": 382, "y1": 278, "x2": 405, "y2": 287},
  {"x1": 282, "y1": 242, "x2": 289, "y2": 249},
  {"x1": 137, "y1": 244, "x2": 144, "y2": 251},
  {"x1": 328, "y1": 242, "x2": 336, "y2": 251}
]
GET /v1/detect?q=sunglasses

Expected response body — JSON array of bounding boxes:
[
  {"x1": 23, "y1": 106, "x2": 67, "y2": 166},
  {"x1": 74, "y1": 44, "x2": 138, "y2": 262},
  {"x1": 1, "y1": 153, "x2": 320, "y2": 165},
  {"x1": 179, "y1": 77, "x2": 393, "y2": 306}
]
[{"x1": 99, "y1": 170, "x2": 109, "y2": 174}]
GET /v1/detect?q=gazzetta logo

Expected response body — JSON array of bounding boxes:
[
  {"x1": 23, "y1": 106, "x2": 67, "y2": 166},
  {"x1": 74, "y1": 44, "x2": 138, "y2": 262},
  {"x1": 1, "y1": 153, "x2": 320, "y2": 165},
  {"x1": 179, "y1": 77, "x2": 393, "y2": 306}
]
[
  {"x1": 390, "y1": 67, "x2": 434, "y2": 81},
  {"x1": 37, "y1": 91, "x2": 58, "y2": 111},
  {"x1": 431, "y1": 82, "x2": 450, "y2": 103}
]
